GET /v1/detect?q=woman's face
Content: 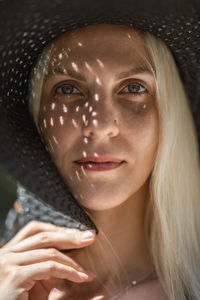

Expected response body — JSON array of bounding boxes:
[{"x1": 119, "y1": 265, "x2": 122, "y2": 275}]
[{"x1": 38, "y1": 24, "x2": 159, "y2": 211}]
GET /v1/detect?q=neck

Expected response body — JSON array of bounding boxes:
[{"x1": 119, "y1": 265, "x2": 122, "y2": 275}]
[{"x1": 68, "y1": 181, "x2": 155, "y2": 297}]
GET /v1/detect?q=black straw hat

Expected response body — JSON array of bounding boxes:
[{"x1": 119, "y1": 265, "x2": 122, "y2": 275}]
[{"x1": 0, "y1": 0, "x2": 200, "y2": 237}]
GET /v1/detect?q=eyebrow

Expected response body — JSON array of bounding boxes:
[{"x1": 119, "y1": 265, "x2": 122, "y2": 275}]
[{"x1": 44, "y1": 66, "x2": 154, "y2": 82}]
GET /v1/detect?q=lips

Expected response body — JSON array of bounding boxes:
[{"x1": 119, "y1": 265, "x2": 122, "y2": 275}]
[
  {"x1": 74, "y1": 155, "x2": 126, "y2": 171},
  {"x1": 75, "y1": 155, "x2": 123, "y2": 163}
]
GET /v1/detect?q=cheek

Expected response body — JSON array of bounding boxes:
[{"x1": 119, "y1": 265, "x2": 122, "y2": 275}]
[
  {"x1": 130, "y1": 110, "x2": 159, "y2": 167},
  {"x1": 38, "y1": 103, "x2": 81, "y2": 165}
]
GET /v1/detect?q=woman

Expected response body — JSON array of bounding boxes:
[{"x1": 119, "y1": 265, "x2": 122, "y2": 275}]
[{"x1": 0, "y1": 1, "x2": 200, "y2": 300}]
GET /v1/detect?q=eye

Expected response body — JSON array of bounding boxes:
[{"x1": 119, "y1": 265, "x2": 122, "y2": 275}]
[
  {"x1": 55, "y1": 84, "x2": 81, "y2": 95},
  {"x1": 120, "y1": 83, "x2": 147, "y2": 95}
]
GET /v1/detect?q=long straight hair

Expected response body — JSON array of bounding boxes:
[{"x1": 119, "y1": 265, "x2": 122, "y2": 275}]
[
  {"x1": 143, "y1": 31, "x2": 200, "y2": 300},
  {"x1": 28, "y1": 27, "x2": 200, "y2": 300}
]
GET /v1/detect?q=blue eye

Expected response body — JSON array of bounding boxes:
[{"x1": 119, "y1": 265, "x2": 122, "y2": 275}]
[
  {"x1": 121, "y1": 83, "x2": 147, "y2": 95},
  {"x1": 55, "y1": 84, "x2": 80, "y2": 95}
]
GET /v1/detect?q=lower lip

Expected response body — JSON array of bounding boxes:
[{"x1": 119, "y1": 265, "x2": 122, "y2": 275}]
[{"x1": 75, "y1": 161, "x2": 125, "y2": 171}]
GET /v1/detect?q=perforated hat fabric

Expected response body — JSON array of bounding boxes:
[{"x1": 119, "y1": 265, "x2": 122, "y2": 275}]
[{"x1": 0, "y1": 0, "x2": 200, "y2": 234}]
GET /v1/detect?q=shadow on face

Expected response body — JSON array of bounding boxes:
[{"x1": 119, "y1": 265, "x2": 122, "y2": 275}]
[{"x1": 37, "y1": 23, "x2": 159, "y2": 211}]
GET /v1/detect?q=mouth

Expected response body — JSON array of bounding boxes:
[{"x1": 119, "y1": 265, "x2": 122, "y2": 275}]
[{"x1": 74, "y1": 156, "x2": 126, "y2": 171}]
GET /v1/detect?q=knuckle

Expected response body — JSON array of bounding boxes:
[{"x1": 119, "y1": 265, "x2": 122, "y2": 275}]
[
  {"x1": 69, "y1": 231, "x2": 82, "y2": 246},
  {"x1": 47, "y1": 248, "x2": 58, "y2": 258},
  {"x1": 0, "y1": 254, "x2": 9, "y2": 267},
  {"x1": 27, "y1": 220, "x2": 39, "y2": 228},
  {"x1": 8, "y1": 266, "x2": 19, "y2": 280},
  {"x1": 38, "y1": 232, "x2": 49, "y2": 244},
  {"x1": 46, "y1": 261, "x2": 57, "y2": 272}
]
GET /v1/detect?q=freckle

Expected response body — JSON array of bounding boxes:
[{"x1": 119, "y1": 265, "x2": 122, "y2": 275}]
[
  {"x1": 59, "y1": 116, "x2": 64, "y2": 125},
  {"x1": 84, "y1": 102, "x2": 89, "y2": 108},
  {"x1": 89, "y1": 106, "x2": 93, "y2": 112},
  {"x1": 75, "y1": 170, "x2": 81, "y2": 181},
  {"x1": 52, "y1": 135, "x2": 58, "y2": 144},
  {"x1": 43, "y1": 118, "x2": 47, "y2": 128},
  {"x1": 92, "y1": 111, "x2": 97, "y2": 117},
  {"x1": 83, "y1": 151, "x2": 87, "y2": 157},
  {"x1": 84, "y1": 137, "x2": 88, "y2": 144},
  {"x1": 63, "y1": 104, "x2": 68, "y2": 113},
  {"x1": 76, "y1": 106, "x2": 80, "y2": 112},
  {"x1": 51, "y1": 102, "x2": 56, "y2": 110},
  {"x1": 50, "y1": 117, "x2": 54, "y2": 126},
  {"x1": 92, "y1": 119, "x2": 98, "y2": 127},
  {"x1": 72, "y1": 118, "x2": 78, "y2": 128}
]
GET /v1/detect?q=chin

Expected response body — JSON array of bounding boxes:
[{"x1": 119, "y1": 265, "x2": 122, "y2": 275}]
[{"x1": 73, "y1": 189, "x2": 130, "y2": 211}]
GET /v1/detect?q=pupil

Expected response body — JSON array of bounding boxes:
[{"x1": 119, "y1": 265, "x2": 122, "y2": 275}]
[
  {"x1": 128, "y1": 84, "x2": 140, "y2": 93},
  {"x1": 62, "y1": 85, "x2": 73, "y2": 94}
]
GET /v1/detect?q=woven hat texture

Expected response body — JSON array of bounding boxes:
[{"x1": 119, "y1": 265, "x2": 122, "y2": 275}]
[{"x1": 0, "y1": 0, "x2": 199, "y2": 233}]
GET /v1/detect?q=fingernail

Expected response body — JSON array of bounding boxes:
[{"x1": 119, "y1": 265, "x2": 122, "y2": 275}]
[
  {"x1": 86, "y1": 270, "x2": 96, "y2": 278},
  {"x1": 78, "y1": 272, "x2": 89, "y2": 280},
  {"x1": 82, "y1": 230, "x2": 95, "y2": 239}
]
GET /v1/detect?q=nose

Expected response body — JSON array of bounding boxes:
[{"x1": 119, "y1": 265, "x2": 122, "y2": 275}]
[{"x1": 82, "y1": 103, "x2": 119, "y2": 140}]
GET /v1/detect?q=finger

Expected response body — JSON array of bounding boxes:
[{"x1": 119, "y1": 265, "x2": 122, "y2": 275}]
[
  {"x1": 10, "y1": 230, "x2": 96, "y2": 252},
  {"x1": 18, "y1": 261, "x2": 95, "y2": 284},
  {"x1": 4, "y1": 221, "x2": 70, "y2": 248},
  {"x1": 11, "y1": 248, "x2": 91, "y2": 273}
]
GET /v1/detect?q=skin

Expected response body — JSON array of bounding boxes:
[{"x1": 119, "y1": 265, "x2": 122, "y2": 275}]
[
  {"x1": 36, "y1": 24, "x2": 163, "y2": 299},
  {"x1": 0, "y1": 24, "x2": 168, "y2": 300}
]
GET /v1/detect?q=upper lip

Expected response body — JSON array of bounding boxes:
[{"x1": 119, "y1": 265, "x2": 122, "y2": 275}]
[{"x1": 75, "y1": 155, "x2": 124, "y2": 163}]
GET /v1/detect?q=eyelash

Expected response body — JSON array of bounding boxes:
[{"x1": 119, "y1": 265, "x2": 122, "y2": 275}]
[{"x1": 54, "y1": 82, "x2": 148, "y2": 97}]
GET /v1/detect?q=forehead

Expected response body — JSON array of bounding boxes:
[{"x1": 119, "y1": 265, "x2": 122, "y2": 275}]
[{"x1": 48, "y1": 24, "x2": 151, "y2": 65}]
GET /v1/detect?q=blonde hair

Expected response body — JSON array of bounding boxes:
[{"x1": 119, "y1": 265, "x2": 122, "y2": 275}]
[{"x1": 28, "y1": 28, "x2": 200, "y2": 300}]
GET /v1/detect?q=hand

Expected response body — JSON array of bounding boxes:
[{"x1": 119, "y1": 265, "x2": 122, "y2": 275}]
[{"x1": 0, "y1": 221, "x2": 96, "y2": 300}]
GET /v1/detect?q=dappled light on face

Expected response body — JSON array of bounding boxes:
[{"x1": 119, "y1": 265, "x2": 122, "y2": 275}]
[
  {"x1": 52, "y1": 135, "x2": 58, "y2": 145},
  {"x1": 72, "y1": 118, "x2": 78, "y2": 128},
  {"x1": 94, "y1": 93, "x2": 100, "y2": 101},
  {"x1": 71, "y1": 61, "x2": 79, "y2": 72},
  {"x1": 59, "y1": 115, "x2": 64, "y2": 125},
  {"x1": 96, "y1": 58, "x2": 104, "y2": 68},
  {"x1": 43, "y1": 118, "x2": 47, "y2": 128},
  {"x1": 76, "y1": 105, "x2": 80, "y2": 112},
  {"x1": 96, "y1": 77, "x2": 102, "y2": 86},
  {"x1": 50, "y1": 117, "x2": 54, "y2": 126},
  {"x1": 63, "y1": 104, "x2": 68, "y2": 113},
  {"x1": 35, "y1": 24, "x2": 158, "y2": 212},
  {"x1": 51, "y1": 102, "x2": 56, "y2": 110},
  {"x1": 92, "y1": 119, "x2": 98, "y2": 127},
  {"x1": 84, "y1": 137, "x2": 89, "y2": 144}
]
